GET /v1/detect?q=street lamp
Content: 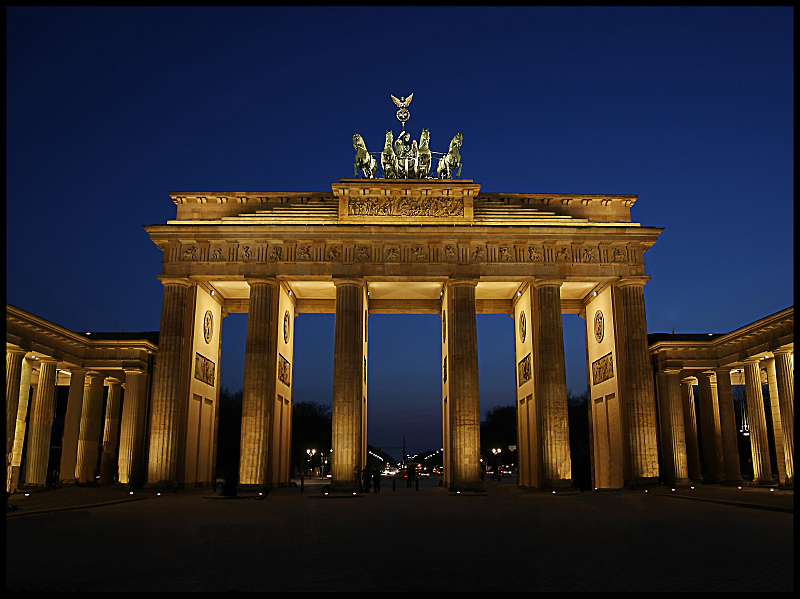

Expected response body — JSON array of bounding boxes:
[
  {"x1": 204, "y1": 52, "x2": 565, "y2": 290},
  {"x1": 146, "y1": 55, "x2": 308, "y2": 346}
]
[
  {"x1": 306, "y1": 449, "x2": 317, "y2": 477},
  {"x1": 492, "y1": 448, "x2": 502, "y2": 480}
]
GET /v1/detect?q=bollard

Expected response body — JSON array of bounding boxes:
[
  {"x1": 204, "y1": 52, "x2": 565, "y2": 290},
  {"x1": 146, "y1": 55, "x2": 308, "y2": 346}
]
[{"x1": 393, "y1": 476, "x2": 396, "y2": 492}]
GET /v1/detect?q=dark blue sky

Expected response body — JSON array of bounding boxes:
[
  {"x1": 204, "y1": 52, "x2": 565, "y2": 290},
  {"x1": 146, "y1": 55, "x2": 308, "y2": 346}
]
[{"x1": 7, "y1": 7, "x2": 793, "y2": 456}]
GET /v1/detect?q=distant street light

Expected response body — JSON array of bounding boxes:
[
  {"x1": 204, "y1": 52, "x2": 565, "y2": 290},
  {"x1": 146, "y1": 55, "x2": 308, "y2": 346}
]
[{"x1": 306, "y1": 449, "x2": 317, "y2": 477}]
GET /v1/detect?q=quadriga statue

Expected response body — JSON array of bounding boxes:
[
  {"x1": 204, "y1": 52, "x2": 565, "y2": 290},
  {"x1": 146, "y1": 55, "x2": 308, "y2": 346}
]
[
  {"x1": 353, "y1": 133, "x2": 377, "y2": 178},
  {"x1": 437, "y1": 132, "x2": 463, "y2": 179}
]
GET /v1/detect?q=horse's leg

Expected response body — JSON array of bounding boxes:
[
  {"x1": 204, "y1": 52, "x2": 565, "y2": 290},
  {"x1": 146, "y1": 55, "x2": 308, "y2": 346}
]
[
  {"x1": 456, "y1": 162, "x2": 462, "y2": 178},
  {"x1": 355, "y1": 163, "x2": 359, "y2": 178}
]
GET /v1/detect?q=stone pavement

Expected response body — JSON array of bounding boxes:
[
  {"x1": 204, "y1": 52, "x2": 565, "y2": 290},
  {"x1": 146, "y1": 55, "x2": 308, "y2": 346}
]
[{"x1": 6, "y1": 479, "x2": 793, "y2": 592}]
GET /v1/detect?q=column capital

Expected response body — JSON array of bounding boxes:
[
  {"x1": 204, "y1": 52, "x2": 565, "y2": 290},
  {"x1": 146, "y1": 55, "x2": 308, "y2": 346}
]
[
  {"x1": 123, "y1": 367, "x2": 146, "y2": 375},
  {"x1": 695, "y1": 371, "x2": 715, "y2": 380},
  {"x1": 6, "y1": 346, "x2": 27, "y2": 357},
  {"x1": 65, "y1": 366, "x2": 88, "y2": 375},
  {"x1": 157, "y1": 276, "x2": 193, "y2": 287},
  {"x1": 742, "y1": 356, "x2": 762, "y2": 365},
  {"x1": 445, "y1": 278, "x2": 478, "y2": 288},
  {"x1": 105, "y1": 377, "x2": 122, "y2": 386},
  {"x1": 617, "y1": 276, "x2": 651, "y2": 288},
  {"x1": 85, "y1": 370, "x2": 105, "y2": 380},
  {"x1": 680, "y1": 375, "x2": 698, "y2": 384},
  {"x1": 659, "y1": 367, "x2": 683, "y2": 375},
  {"x1": 774, "y1": 346, "x2": 793, "y2": 356},
  {"x1": 34, "y1": 356, "x2": 58, "y2": 364},
  {"x1": 531, "y1": 278, "x2": 564, "y2": 288},
  {"x1": 332, "y1": 278, "x2": 365, "y2": 288},
  {"x1": 245, "y1": 277, "x2": 279, "y2": 287}
]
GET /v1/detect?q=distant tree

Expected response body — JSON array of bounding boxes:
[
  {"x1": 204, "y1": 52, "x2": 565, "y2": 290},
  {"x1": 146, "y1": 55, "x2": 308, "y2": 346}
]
[
  {"x1": 567, "y1": 389, "x2": 591, "y2": 491},
  {"x1": 216, "y1": 388, "x2": 243, "y2": 479},
  {"x1": 480, "y1": 405, "x2": 517, "y2": 466},
  {"x1": 291, "y1": 401, "x2": 332, "y2": 475}
]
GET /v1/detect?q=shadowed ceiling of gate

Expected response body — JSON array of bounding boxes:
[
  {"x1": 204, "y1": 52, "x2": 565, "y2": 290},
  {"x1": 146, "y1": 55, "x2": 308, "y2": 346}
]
[{"x1": 210, "y1": 280, "x2": 597, "y2": 306}]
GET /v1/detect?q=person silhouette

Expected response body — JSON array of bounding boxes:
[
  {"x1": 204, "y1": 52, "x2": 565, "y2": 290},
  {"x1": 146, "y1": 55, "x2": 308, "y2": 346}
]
[{"x1": 372, "y1": 467, "x2": 380, "y2": 493}]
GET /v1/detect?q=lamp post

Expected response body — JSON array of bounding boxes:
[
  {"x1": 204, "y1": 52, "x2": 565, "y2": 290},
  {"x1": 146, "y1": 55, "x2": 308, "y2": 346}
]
[
  {"x1": 492, "y1": 448, "x2": 502, "y2": 481},
  {"x1": 301, "y1": 448, "x2": 316, "y2": 492},
  {"x1": 306, "y1": 449, "x2": 317, "y2": 476}
]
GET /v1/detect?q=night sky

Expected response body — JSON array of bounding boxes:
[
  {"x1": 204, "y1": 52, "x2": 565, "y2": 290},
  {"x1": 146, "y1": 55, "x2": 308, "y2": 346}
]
[{"x1": 7, "y1": 7, "x2": 793, "y2": 457}]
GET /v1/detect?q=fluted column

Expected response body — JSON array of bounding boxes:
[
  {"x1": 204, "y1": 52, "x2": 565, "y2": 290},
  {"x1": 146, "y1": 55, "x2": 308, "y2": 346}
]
[
  {"x1": 330, "y1": 280, "x2": 364, "y2": 492},
  {"x1": 446, "y1": 280, "x2": 483, "y2": 492},
  {"x1": 59, "y1": 368, "x2": 87, "y2": 484},
  {"x1": 146, "y1": 278, "x2": 192, "y2": 488},
  {"x1": 773, "y1": 349, "x2": 793, "y2": 484},
  {"x1": 680, "y1": 378, "x2": 703, "y2": 483},
  {"x1": 617, "y1": 279, "x2": 659, "y2": 485},
  {"x1": 117, "y1": 369, "x2": 150, "y2": 487},
  {"x1": 533, "y1": 280, "x2": 572, "y2": 490},
  {"x1": 8, "y1": 357, "x2": 33, "y2": 492},
  {"x1": 743, "y1": 358, "x2": 773, "y2": 485},
  {"x1": 696, "y1": 373, "x2": 723, "y2": 483},
  {"x1": 22, "y1": 359, "x2": 58, "y2": 487},
  {"x1": 76, "y1": 373, "x2": 106, "y2": 484},
  {"x1": 6, "y1": 348, "x2": 26, "y2": 480},
  {"x1": 713, "y1": 368, "x2": 743, "y2": 485},
  {"x1": 238, "y1": 279, "x2": 280, "y2": 490},
  {"x1": 655, "y1": 370, "x2": 689, "y2": 486},
  {"x1": 99, "y1": 378, "x2": 123, "y2": 484}
]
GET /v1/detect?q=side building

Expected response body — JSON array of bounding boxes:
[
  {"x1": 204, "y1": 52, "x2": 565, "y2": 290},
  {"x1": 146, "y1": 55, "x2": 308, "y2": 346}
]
[
  {"x1": 648, "y1": 306, "x2": 793, "y2": 489},
  {"x1": 6, "y1": 304, "x2": 160, "y2": 492}
]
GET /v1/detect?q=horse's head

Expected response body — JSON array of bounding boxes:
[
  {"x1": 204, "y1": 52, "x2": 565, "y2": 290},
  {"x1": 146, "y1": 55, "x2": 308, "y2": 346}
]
[
  {"x1": 420, "y1": 129, "x2": 430, "y2": 147},
  {"x1": 452, "y1": 133, "x2": 463, "y2": 148},
  {"x1": 353, "y1": 133, "x2": 364, "y2": 149},
  {"x1": 385, "y1": 130, "x2": 393, "y2": 146}
]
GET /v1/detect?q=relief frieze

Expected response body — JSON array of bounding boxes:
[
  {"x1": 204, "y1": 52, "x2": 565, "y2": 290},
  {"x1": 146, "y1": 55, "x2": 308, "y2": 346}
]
[
  {"x1": 348, "y1": 195, "x2": 464, "y2": 218},
  {"x1": 592, "y1": 352, "x2": 614, "y2": 385},
  {"x1": 278, "y1": 354, "x2": 291, "y2": 387},
  {"x1": 355, "y1": 245, "x2": 371, "y2": 261},
  {"x1": 326, "y1": 245, "x2": 341, "y2": 261},
  {"x1": 384, "y1": 246, "x2": 399, "y2": 261},
  {"x1": 268, "y1": 245, "x2": 283, "y2": 261},
  {"x1": 194, "y1": 352, "x2": 215, "y2": 386},
  {"x1": 518, "y1": 353, "x2": 532, "y2": 387},
  {"x1": 528, "y1": 246, "x2": 543, "y2": 262}
]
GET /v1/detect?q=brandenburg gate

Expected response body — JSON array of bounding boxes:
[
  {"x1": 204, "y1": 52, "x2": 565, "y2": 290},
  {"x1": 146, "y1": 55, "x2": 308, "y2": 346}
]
[{"x1": 143, "y1": 117, "x2": 663, "y2": 493}]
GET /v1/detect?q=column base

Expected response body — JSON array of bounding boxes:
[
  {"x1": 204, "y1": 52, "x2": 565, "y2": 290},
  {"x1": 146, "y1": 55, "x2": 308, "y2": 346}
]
[
  {"x1": 448, "y1": 481, "x2": 486, "y2": 494},
  {"x1": 237, "y1": 483, "x2": 271, "y2": 495},
  {"x1": 721, "y1": 478, "x2": 745, "y2": 486},
  {"x1": 541, "y1": 478, "x2": 575, "y2": 492},
  {"x1": 16, "y1": 483, "x2": 48, "y2": 492},
  {"x1": 701, "y1": 476, "x2": 724, "y2": 485},
  {"x1": 328, "y1": 481, "x2": 361, "y2": 494},
  {"x1": 143, "y1": 480, "x2": 182, "y2": 492},
  {"x1": 778, "y1": 480, "x2": 793, "y2": 490},
  {"x1": 751, "y1": 477, "x2": 779, "y2": 487},
  {"x1": 626, "y1": 476, "x2": 659, "y2": 490},
  {"x1": 669, "y1": 478, "x2": 691, "y2": 487}
]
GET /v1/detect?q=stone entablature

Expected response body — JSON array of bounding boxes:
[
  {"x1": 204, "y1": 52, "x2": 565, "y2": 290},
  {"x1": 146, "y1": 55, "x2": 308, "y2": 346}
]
[
  {"x1": 6, "y1": 304, "x2": 157, "y2": 376},
  {"x1": 648, "y1": 306, "x2": 793, "y2": 373},
  {"x1": 147, "y1": 226, "x2": 657, "y2": 280}
]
